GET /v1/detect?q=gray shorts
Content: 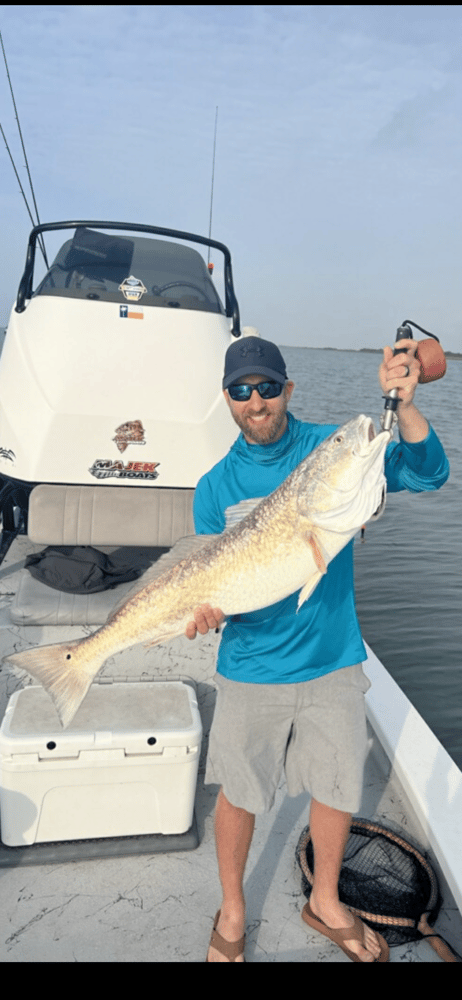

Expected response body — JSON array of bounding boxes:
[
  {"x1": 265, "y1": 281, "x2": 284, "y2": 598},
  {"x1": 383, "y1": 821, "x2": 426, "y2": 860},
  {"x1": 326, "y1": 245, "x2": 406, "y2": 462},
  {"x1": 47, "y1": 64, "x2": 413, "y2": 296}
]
[{"x1": 205, "y1": 664, "x2": 372, "y2": 814}]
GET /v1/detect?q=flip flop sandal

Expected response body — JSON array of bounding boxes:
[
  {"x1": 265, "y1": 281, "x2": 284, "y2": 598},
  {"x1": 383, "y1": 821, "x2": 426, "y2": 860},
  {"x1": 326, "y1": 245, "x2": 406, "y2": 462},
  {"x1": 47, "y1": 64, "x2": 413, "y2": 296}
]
[
  {"x1": 302, "y1": 901, "x2": 389, "y2": 963},
  {"x1": 206, "y1": 910, "x2": 246, "y2": 962}
]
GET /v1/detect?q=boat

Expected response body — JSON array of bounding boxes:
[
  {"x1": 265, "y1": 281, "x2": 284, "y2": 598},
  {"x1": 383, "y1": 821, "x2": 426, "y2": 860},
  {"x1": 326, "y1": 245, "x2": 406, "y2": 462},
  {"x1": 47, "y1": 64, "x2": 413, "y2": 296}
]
[
  {"x1": 0, "y1": 221, "x2": 242, "y2": 562},
  {"x1": 0, "y1": 223, "x2": 460, "y2": 962}
]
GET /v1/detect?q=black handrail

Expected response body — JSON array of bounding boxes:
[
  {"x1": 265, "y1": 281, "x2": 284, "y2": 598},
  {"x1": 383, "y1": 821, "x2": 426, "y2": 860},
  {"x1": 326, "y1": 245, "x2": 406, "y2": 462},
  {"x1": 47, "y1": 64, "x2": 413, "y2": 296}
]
[{"x1": 15, "y1": 220, "x2": 241, "y2": 336}]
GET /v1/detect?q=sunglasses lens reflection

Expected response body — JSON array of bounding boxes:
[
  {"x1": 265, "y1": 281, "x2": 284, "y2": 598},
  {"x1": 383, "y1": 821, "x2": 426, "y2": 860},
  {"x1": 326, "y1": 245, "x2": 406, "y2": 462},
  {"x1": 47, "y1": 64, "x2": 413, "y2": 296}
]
[{"x1": 228, "y1": 382, "x2": 283, "y2": 401}]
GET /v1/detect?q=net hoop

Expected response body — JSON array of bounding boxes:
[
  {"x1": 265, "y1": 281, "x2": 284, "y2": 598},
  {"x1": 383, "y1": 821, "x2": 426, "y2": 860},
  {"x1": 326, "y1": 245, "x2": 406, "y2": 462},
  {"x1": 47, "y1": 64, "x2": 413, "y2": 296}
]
[{"x1": 296, "y1": 818, "x2": 440, "y2": 930}]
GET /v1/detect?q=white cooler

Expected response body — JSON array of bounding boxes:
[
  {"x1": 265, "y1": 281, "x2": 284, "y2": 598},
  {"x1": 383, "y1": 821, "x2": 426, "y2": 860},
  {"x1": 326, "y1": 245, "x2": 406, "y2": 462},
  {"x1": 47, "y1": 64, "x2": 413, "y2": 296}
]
[{"x1": 0, "y1": 680, "x2": 202, "y2": 846}]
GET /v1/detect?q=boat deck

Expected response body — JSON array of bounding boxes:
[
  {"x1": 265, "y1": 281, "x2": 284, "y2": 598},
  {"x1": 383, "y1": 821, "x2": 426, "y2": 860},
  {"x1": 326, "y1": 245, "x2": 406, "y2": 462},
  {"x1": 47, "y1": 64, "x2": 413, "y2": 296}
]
[{"x1": 0, "y1": 535, "x2": 460, "y2": 963}]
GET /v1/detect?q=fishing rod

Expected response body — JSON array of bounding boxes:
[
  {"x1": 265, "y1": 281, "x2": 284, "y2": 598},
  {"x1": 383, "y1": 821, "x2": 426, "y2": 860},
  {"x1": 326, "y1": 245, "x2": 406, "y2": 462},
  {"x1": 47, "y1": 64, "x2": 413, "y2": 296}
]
[
  {"x1": 381, "y1": 320, "x2": 446, "y2": 432},
  {"x1": 0, "y1": 30, "x2": 49, "y2": 268},
  {"x1": 0, "y1": 122, "x2": 38, "y2": 230},
  {"x1": 207, "y1": 106, "x2": 218, "y2": 271}
]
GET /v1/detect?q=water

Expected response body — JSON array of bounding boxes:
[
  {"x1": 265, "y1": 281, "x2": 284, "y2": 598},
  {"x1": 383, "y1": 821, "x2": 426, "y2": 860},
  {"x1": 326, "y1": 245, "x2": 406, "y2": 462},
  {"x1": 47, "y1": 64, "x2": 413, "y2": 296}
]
[{"x1": 283, "y1": 346, "x2": 461, "y2": 770}]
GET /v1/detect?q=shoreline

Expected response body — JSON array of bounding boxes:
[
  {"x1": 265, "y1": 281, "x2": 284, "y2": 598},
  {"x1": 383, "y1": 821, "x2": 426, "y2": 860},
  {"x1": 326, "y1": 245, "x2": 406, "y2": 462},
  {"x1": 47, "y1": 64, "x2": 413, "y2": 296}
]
[
  {"x1": 1, "y1": 328, "x2": 460, "y2": 359},
  {"x1": 283, "y1": 345, "x2": 462, "y2": 359}
]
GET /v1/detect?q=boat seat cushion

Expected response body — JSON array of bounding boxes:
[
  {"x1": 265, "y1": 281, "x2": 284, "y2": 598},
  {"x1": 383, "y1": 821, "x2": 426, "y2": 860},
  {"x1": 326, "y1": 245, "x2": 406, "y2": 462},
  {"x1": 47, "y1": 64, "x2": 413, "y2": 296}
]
[
  {"x1": 9, "y1": 535, "x2": 213, "y2": 626},
  {"x1": 10, "y1": 570, "x2": 136, "y2": 625},
  {"x1": 27, "y1": 485, "x2": 194, "y2": 546}
]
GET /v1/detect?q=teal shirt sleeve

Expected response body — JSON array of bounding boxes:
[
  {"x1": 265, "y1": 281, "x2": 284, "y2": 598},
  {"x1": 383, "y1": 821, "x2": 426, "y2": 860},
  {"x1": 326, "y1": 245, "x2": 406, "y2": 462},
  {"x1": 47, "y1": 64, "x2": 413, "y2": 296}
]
[
  {"x1": 384, "y1": 424, "x2": 449, "y2": 493},
  {"x1": 193, "y1": 472, "x2": 226, "y2": 534}
]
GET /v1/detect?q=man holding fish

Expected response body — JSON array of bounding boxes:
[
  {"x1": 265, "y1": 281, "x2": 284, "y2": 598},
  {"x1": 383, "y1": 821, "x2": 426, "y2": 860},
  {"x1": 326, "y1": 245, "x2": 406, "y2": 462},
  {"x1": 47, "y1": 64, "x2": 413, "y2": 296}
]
[
  {"x1": 5, "y1": 334, "x2": 449, "y2": 962},
  {"x1": 186, "y1": 335, "x2": 449, "y2": 963}
]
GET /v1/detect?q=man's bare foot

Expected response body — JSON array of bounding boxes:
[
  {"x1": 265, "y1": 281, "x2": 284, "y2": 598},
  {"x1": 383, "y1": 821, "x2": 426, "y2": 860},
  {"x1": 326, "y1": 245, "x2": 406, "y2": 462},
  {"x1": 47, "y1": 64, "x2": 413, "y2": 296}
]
[
  {"x1": 207, "y1": 906, "x2": 246, "y2": 962},
  {"x1": 308, "y1": 894, "x2": 383, "y2": 962}
]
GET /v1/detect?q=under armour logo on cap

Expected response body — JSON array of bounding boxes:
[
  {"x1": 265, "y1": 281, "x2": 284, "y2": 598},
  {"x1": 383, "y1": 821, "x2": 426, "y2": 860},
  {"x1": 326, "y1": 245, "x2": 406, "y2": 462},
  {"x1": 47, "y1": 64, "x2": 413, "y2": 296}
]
[{"x1": 239, "y1": 343, "x2": 263, "y2": 358}]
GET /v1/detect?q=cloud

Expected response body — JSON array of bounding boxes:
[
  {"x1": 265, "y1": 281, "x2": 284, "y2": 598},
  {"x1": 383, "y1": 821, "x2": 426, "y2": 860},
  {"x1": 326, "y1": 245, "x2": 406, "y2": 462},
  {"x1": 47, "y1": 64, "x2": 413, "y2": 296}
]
[{"x1": 373, "y1": 92, "x2": 441, "y2": 151}]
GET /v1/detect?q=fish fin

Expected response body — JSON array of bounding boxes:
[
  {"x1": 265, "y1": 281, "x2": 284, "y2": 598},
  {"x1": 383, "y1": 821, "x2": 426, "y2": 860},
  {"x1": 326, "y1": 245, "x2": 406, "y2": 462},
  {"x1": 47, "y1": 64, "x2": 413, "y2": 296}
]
[
  {"x1": 297, "y1": 572, "x2": 324, "y2": 609},
  {"x1": 224, "y1": 498, "x2": 263, "y2": 529},
  {"x1": 305, "y1": 532, "x2": 328, "y2": 574},
  {"x1": 142, "y1": 632, "x2": 181, "y2": 649},
  {"x1": 3, "y1": 639, "x2": 103, "y2": 729},
  {"x1": 296, "y1": 533, "x2": 328, "y2": 610}
]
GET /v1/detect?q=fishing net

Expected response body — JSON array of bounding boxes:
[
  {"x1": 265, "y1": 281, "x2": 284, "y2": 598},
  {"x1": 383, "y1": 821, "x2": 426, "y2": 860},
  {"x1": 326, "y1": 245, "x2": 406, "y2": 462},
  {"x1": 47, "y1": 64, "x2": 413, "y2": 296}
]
[{"x1": 296, "y1": 818, "x2": 442, "y2": 948}]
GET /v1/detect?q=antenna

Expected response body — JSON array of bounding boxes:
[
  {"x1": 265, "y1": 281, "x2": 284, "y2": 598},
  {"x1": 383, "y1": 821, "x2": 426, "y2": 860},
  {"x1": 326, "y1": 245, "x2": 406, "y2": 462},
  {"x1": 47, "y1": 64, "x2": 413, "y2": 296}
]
[
  {"x1": 0, "y1": 122, "x2": 38, "y2": 230},
  {"x1": 207, "y1": 106, "x2": 218, "y2": 268},
  {"x1": 0, "y1": 30, "x2": 49, "y2": 267}
]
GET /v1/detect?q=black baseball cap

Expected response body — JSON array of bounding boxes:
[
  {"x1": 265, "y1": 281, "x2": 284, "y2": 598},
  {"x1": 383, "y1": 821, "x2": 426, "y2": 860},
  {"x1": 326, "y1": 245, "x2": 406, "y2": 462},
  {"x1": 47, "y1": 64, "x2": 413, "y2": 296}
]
[{"x1": 223, "y1": 337, "x2": 288, "y2": 389}]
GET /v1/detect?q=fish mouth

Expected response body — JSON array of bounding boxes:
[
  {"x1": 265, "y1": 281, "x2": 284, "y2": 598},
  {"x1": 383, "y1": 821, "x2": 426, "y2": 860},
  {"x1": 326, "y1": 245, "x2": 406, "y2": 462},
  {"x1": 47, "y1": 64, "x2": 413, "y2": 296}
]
[
  {"x1": 352, "y1": 417, "x2": 379, "y2": 456},
  {"x1": 365, "y1": 416, "x2": 386, "y2": 447},
  {"x1": 354, "y1": 416, "x2": 390, "y2": 458},
  {"x1": 354, "y1": 417, "x2": 388, "y2": 520}
]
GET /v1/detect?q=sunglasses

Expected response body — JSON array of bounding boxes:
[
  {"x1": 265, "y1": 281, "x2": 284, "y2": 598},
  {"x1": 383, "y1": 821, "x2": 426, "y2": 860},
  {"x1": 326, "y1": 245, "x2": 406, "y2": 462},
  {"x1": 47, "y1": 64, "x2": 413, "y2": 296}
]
[{"x1": 227, "y1": 380, "x2": 284, "y2": 402}]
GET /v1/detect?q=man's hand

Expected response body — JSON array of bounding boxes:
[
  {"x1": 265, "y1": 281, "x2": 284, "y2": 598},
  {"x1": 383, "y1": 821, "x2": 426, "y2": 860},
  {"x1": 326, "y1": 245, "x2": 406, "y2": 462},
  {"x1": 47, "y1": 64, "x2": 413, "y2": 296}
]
[
  {"x1": 379, "y1": 338, "x2": 420, "y2": 408},
  {"x1": 185, "y1": 604, "x2": 225, "y2": 640},
  {"x1": 379, "y1": 339, "x2": 429, "y2": 442}
]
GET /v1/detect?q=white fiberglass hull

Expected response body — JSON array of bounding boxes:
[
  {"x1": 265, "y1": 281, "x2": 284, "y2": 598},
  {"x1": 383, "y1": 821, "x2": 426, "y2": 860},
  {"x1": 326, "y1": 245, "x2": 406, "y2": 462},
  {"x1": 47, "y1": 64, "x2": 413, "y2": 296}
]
[{"x1": 0, "y1": 298, "x2": 238, "y2": 488}]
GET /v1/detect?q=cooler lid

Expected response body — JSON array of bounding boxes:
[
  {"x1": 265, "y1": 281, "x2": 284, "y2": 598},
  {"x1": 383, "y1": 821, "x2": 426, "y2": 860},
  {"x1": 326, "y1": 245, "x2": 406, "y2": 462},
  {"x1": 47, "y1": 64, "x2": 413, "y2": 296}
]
[{"x1": 0, "y1": 681, "x2": 201, "y2": 757}]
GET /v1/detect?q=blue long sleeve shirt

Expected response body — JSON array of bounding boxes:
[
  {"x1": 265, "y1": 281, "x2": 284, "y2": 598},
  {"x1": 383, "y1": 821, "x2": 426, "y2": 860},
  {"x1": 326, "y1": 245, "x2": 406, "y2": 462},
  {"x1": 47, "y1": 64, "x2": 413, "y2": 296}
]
[{"x1": 193, "y1": 413, "x2": 449, "y2": 684}]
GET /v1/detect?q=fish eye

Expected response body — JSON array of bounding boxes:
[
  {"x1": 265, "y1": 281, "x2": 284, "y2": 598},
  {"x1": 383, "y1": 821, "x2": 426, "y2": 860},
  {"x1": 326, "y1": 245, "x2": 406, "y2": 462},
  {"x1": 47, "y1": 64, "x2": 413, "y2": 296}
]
[{"x1": 334, "y1": 435, "x2": 343, "y2": 443}]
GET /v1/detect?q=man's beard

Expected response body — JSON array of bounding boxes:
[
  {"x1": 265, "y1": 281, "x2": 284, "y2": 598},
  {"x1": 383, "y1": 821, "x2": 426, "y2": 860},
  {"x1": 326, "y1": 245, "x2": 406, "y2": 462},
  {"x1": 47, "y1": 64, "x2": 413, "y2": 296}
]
[{"x1": 232, "y1": 403, "x2": 288, "y2": 444}]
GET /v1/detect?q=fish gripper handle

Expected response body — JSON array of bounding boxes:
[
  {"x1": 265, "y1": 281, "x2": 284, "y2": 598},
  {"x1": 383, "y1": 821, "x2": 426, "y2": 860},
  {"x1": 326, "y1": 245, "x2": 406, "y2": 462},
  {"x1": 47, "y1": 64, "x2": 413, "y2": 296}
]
[{"x1": 381, "y1": 324, "x2": 413, "y2": 431}]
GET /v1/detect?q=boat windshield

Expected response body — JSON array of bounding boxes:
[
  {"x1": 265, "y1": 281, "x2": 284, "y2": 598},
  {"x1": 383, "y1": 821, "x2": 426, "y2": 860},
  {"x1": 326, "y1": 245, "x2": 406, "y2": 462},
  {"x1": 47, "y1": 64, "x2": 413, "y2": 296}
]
[{"x1": 34, "y1": 227, "x2": 224, "y2": 314}]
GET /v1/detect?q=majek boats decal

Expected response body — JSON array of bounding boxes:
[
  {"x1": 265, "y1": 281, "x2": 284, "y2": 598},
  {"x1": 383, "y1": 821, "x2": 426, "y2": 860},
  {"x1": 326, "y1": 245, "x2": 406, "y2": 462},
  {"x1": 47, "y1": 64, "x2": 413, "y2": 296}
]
[
  {"x1": 119, "y1": 276, "x2": 147, "y2": 301},
  {"x1": 89, "y1": 460, "x2": 160, "y2": 480},
  {"x1": 0, "y1": 447, "x2": 15, "y2": 462},
  {"x1": 113, "y1": 420, "x2": 146, "y2": 453}
]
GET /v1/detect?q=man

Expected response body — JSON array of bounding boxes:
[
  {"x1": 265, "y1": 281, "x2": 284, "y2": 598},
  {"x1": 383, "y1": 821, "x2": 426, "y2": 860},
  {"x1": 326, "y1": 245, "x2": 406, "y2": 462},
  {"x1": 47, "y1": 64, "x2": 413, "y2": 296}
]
[{"x1": 186, "y1": 336, "x2": 449, "y2": 963}]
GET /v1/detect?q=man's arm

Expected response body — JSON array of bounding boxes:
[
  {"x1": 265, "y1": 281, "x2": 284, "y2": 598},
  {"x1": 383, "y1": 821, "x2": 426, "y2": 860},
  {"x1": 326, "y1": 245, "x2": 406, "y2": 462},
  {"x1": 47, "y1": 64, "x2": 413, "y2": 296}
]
[{"x1": 378, "y1": 339, "x2": 449, "y2": 492}]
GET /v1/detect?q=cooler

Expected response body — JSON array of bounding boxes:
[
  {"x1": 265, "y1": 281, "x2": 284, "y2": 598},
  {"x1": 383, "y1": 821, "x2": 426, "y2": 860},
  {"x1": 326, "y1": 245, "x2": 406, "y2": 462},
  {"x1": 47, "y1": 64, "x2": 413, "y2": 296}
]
[{"x1": 0, "y1": 680, "x2": 202, "y2": 846}]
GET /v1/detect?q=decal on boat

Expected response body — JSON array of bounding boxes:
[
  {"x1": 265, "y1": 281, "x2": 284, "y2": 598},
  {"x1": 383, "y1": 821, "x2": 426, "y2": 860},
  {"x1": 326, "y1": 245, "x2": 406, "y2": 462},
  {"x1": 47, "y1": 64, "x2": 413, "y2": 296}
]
[
  {"x1": 89, "y1": 459, "x2": 160, "y2": 480},
  {"x1": 0, "y1": 447, "x2": 15, "y2": 463},
  {"x1": 119, "y1": 305, "x2": 144, "y2": 319},
  {"x1": 119, "y1": 275, "x2": 147, "y2": 301},
  {"x1": 113, "y1": 420, "x2": 146, "y2": 453}
]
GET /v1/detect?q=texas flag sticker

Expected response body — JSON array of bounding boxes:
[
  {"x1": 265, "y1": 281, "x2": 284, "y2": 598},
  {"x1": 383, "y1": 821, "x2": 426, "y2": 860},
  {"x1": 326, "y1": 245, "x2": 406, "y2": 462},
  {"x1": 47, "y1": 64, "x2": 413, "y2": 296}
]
[{"x1": 120, "y1": 306, "x2": 144, "y2": 320}]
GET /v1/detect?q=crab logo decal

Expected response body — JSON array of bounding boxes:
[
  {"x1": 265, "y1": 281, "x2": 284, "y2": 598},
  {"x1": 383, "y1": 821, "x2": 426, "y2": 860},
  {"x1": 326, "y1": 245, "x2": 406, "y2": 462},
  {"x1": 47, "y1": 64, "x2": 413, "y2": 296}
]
[
  {"x1": 89, "y1": 420, "x2": 160, "y2": 479},
  {"x1": 113, "y1": 420, "x2": 146, "y2": 453}
]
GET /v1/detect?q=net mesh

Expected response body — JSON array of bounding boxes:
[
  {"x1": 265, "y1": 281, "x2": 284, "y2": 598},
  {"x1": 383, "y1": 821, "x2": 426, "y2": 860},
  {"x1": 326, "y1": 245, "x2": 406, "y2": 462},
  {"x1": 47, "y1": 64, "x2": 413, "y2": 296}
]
[{"x1": 296, "y1": 818, "x2": 441, "y2": 946}]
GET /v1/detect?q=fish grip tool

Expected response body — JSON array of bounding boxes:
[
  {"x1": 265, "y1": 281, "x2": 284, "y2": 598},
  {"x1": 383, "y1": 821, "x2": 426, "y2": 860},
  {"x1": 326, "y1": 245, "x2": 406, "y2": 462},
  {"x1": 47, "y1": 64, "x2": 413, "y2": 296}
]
[
  {"x1": 381, "y1": 321, "x2": 447, "y2": 433},
  {"x1": 296, "y1": 818, "x2": 461, "y2": 961}
]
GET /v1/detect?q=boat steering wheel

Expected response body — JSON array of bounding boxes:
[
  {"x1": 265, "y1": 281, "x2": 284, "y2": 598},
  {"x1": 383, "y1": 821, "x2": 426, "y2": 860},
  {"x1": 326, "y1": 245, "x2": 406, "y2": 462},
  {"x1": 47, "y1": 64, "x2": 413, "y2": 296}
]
[{"x1": 154, "y1": 281, "x2": 208, "y2": 300}]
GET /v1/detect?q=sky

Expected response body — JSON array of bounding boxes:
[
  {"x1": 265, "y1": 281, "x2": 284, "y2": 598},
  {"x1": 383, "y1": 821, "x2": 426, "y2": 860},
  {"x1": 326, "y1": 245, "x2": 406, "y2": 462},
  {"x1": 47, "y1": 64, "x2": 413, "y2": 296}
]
[{"x1": 0, "y1": 5, "x2": 461, "y2": 351}]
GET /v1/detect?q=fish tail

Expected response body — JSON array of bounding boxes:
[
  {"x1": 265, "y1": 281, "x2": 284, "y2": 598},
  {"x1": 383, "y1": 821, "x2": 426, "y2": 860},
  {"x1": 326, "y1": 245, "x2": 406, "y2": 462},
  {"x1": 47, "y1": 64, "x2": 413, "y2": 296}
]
[{"x1": 4, "y1": 638, "x2": 104, "y2": 729}]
